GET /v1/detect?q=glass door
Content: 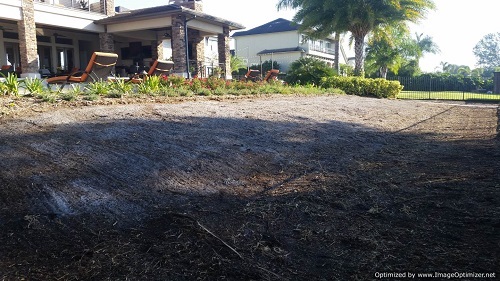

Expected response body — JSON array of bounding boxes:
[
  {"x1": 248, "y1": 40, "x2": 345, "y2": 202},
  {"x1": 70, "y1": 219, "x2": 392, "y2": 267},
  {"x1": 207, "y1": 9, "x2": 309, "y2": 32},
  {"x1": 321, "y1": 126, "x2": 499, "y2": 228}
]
[
  {"x1": 37, "y1": 46, "x2": 52, "y2": 71},
  {"x1": 56, "y1": 47, "x2": 74, "y2": 74},
  {"x1": 5, "y1": 43, "x2": 20, "y2": 71}
]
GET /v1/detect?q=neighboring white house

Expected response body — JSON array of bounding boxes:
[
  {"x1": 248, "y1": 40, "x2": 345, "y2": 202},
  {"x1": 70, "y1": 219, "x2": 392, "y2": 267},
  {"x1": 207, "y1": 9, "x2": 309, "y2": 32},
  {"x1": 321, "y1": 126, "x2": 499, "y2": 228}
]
[{"x1": 232, "y1": 18, "x2": 350, "y2": 73}]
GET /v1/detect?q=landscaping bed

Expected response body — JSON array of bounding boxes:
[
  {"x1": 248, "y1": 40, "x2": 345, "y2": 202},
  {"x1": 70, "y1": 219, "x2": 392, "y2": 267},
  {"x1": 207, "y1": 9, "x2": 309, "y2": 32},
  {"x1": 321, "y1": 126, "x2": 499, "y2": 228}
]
[{"x1": 0, "y1": 94, "x2": 499, "y2": 280}]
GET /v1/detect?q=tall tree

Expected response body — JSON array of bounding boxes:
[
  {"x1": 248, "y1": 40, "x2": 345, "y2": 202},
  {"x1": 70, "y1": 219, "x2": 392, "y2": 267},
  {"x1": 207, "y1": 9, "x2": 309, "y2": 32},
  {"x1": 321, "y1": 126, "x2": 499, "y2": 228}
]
[
  {"x1": 473, "y1": 33, "x2": 500, "y2": 69},
  {"x1": 277, "y1": 0, "x2": 435, "y2": 76},
  {"x1": 365, "y1": 25, "x2": 413, "y2": 78},
  {"x1": 414, "y1": 32, "x2": 440, "y2": 66}
]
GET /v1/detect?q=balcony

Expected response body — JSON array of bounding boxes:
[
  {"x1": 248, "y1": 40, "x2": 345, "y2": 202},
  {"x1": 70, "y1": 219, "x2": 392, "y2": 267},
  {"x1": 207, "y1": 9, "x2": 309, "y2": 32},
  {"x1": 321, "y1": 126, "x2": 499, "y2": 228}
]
[
  {"x1": 34, "y1": 0, "x2": 106, "y2": 14},
  {"x1": 308, "y1": 43, "x2": 336, "y2": 55}
]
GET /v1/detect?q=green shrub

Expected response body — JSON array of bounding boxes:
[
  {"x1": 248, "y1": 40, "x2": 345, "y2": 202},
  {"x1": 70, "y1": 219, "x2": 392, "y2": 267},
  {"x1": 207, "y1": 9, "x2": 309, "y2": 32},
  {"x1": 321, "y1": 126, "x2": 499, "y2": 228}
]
[
  {"x1": 0, "y1": 81, "x2": 8, "y2": 95},
  {"x1": 164, "y1": 75, "x2": 186, "y2": 88},
  {"x1": 321, "y1": 76, "x2": 402, "y2": 98},
  {"x1": 59, "y1": 91, "x2": 79, "y2": 101},
  {"x1": 85, "y1": 80, "x2": 111, "y2": 96},
  {"x1": 285, "y1": 57, "x2": 335, "y2": 86},
  {"x1": 22, "y1": 77, "x2": 45, "y2": 95},
  {"x1": 111, "y1": 79, "x2": 134, "y2": 95},
  {"x1": 38, "y1": 91, "x2": 58, "y2": 103},
  {"x1": 2, "y1": 72, "x2": 20, "y2": 96},
  {"x1": 195, "y1": 87, "x2": 212, "y2": 96}
]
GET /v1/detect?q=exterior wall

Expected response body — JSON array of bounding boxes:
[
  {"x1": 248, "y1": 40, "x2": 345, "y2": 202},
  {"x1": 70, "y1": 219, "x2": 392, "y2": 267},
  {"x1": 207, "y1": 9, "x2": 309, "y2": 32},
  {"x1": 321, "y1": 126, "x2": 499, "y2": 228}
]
[
  {"x1": 234, "y1": 30, "x2": 300, "y2": 67},
  {"x1": 256, "y1": 52, "x2": 302, "y2": 73}
]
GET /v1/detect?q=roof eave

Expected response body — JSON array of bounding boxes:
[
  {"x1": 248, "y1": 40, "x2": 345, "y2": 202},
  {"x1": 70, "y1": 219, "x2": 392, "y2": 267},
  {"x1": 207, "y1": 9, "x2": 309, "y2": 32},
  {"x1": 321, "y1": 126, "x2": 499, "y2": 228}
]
[{"x1": 95, "y1": 5, "x2": 245, "y2": 31}]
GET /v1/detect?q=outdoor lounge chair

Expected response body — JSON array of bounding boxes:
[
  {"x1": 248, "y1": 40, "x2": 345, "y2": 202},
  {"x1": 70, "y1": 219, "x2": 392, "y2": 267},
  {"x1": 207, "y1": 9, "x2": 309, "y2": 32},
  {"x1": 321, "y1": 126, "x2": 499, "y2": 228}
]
[
  {"x1": 264, "y1": 69, "x2": 279, "y2": 82},
  {"x1": 243, "y1": 69, "x2": 261, "y2": 82},
  {"x1": 46, "y1": 52, "x2": 118, "y2": 89},
  {"x1": 127, "y1": 59, "x2": 174, "y2": 83}
]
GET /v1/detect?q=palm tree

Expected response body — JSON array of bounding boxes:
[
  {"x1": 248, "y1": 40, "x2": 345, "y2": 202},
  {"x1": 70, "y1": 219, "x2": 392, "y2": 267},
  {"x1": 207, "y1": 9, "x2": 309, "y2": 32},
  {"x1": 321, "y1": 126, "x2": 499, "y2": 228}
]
[
  {"x1": 414, "y1": 32, "x2": 440, "y2": 66},
  {"x1": 365, "y1": 25, "x2": 412, "y2": 79},
  {"x1": 277, "y1": 0, "x2": 435, "y2": 76}
]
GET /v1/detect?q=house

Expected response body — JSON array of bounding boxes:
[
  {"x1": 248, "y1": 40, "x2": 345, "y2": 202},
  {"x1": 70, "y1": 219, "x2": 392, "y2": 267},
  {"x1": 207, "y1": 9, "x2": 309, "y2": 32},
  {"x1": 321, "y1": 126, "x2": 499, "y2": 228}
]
[
  {"x1": 232, "y1": 18, "x2": 350, "y2": 73},
  {"x1": 0, "y1": 0, "x2": 244, "y2": 79}
]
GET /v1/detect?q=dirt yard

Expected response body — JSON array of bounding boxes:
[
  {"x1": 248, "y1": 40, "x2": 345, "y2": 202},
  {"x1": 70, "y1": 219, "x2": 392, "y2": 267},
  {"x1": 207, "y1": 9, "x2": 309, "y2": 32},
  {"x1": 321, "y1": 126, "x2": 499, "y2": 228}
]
[{"x1": 0, "y1": 94, "x2": 499, "y2": 280}]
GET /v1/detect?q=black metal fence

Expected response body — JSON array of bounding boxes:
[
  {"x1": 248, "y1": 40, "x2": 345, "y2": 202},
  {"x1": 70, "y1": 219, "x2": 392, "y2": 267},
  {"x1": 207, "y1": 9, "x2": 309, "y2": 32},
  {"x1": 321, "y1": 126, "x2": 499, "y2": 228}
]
[{"x1": 388, "y1": 76, "x2": 500, "y2": 101}]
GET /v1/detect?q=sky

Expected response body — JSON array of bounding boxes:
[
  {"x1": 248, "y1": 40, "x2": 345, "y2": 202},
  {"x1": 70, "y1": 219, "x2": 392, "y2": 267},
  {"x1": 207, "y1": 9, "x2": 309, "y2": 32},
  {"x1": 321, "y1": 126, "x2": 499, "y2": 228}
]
[{"x1": 115, "y1": 0, "x2": 500, "y2": 73}]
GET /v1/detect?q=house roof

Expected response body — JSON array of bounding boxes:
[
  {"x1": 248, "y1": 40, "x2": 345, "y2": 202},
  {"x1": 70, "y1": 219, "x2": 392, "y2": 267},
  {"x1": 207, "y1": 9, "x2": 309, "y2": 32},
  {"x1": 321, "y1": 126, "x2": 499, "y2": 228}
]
[
  {"x1": 232, "y1": 18, "x2": 299, "y2": 37},
  {"x1": 257, "y1": 47, "x2": 306, "y2": 55},
  {"x1": 95, "y1": 4, "x2": 245, "y2": 31}
]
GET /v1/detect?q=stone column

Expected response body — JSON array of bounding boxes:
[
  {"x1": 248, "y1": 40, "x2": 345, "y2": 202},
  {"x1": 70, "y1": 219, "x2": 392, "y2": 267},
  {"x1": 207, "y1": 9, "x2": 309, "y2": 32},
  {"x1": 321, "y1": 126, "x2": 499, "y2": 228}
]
[
  {"x1": 189, "y1": 29, "x2": 204, "y2": 77},
  {"x1": 100, "y1": 0, "x2": 115, "y2": 16},
  {"x1": 151, "y1": 38, "x2": 164, "y2": 61},
  {"x1": 0, "y1": 30, "x2": 5, "y2": 66},
  {"x1": 99, "y1": 33, "x2": 114, "y2": 53},
  {"x1": 171, "y1": 15, "x2": 187, "y2": 77},
  {"x1": 19, "y1": 0, "x2": 39, "y2": 78},
  {"x1": 218, "y1": 26, "x2": 231, "y2": 80}
]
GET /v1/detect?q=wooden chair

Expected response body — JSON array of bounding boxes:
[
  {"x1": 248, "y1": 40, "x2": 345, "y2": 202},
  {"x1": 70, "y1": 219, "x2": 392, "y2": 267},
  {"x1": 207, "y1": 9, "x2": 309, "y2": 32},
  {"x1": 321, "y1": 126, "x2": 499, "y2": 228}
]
[
  {"x1": 264, "y1": 69, "x2": 280, "y2": 82},
  {"x1": 243, "y1": 69, "x2": 261, "y2": 82},
  {"x1": 128, "y1": 59, "x2": 174, "y2": 84},
  {"x1": 46, "y1": 52, "x2": 118, "y2": 89}
]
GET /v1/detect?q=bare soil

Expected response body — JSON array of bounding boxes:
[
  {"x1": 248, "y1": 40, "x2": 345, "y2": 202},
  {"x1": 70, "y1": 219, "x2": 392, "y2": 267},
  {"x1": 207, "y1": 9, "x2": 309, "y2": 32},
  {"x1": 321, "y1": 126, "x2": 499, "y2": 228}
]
[{"x1": 0, "y1": 94, "x2": 499, "y2": 280}]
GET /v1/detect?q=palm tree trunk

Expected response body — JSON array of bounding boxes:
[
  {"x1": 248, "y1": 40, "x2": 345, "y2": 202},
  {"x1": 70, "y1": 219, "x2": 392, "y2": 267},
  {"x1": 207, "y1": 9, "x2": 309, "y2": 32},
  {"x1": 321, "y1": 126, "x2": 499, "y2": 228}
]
[
  {"x1": 334, "y1": 33, "x2": 340, "y2": 74},
  {"x1": 354, "y1": 34, "x2": 365, "y2": 77}
]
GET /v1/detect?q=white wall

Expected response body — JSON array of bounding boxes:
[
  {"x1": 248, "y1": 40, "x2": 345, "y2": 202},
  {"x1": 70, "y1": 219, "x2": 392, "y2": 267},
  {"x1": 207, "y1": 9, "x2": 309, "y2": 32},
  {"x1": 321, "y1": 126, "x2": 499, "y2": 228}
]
[{"x1": 234, "y1": 30, "x2": 300, "y2": 67}]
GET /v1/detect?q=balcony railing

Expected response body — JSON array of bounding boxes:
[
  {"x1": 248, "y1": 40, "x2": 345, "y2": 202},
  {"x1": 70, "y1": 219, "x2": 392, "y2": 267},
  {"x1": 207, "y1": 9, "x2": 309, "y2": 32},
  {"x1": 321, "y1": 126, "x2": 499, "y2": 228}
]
[
  {"x1": 308, "y1": 44, "x2": 335, "y2": 55},
  {"x1": 35, "y1": 0, "x2": 106, "y2": 14}
]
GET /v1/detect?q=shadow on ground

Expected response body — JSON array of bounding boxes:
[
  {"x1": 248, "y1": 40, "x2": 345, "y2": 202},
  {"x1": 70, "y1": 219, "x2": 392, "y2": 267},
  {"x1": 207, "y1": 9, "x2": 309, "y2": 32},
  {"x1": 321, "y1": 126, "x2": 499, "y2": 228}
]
[{"x1": 0, "y1": 112, "x2": 499, "y2": 280}]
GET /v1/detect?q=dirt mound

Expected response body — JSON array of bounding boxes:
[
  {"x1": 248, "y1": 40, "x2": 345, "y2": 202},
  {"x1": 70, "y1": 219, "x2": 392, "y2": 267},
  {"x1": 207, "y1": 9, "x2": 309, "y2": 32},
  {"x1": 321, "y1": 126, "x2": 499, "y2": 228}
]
[{"x1": 1, "y1": 95, "x2": 499, "y2": 280}]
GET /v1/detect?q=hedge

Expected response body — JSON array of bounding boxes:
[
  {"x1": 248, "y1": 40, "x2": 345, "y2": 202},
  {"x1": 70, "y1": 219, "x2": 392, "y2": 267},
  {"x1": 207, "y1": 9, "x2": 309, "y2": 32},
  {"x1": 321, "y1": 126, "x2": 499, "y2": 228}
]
[{"x1": 320, "y1": 76, "x2": 403, "y2": 98}]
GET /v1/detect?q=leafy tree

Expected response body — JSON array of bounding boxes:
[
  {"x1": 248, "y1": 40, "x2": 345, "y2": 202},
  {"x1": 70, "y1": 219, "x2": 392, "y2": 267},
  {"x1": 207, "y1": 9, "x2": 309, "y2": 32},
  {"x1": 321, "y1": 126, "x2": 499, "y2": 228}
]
[
  {"x1": 285, "y1": 56, "x2": 335, "y2": 85},
  {"x1": 396, "y1": 59, "x2": 421, "y2": 77},
  {"x1": 473, "y1": 33, "x2": 500, "y2": 69},
  {"x1": 277, "y1": 0, "x2": 435, "y2": 76},
  {"x1": 365, "y1": 25, "x2": 413, "y2": 79}
]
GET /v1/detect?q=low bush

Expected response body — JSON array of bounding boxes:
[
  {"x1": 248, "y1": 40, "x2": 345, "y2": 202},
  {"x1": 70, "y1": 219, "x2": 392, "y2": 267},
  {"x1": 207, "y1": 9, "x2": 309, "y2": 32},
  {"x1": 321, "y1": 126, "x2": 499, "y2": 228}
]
[{"x1": 320, "y1": 76, "x2": 403, "y2": 98}]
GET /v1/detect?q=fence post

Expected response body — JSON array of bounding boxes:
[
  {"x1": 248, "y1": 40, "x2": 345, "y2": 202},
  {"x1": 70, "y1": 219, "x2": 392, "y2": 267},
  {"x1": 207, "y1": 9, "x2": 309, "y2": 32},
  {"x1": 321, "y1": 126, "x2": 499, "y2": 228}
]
[
  {"x1": 494, "y1": 72, "x2": 500, "y2": 94},
  {"x1": 429, "y1": 76, "x2": 431, "y2": 99}
]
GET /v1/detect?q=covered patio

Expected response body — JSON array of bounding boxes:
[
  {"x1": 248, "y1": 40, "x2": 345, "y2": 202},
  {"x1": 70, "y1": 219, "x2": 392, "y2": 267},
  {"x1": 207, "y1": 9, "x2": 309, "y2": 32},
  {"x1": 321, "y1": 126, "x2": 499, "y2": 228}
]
[
  {"x1": 0, "y1": 0, "x2": 244, "y2": 79},
  {"x1": 95, "y1": 2, "x2": 244, "y2": 79}
]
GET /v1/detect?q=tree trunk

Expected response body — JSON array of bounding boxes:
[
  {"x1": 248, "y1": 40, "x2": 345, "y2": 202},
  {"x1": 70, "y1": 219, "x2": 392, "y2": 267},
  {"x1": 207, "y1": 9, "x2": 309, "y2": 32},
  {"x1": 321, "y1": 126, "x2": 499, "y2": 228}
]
[
  {"x1": 379, "y1": 66, "x2": 388, "y2": 79},
  {"x1": 354, "y1": 34, "x2": 365, "y2": 77},
  {"x1": 334, "y1": 33, "x2": 340, "y2": 74}
]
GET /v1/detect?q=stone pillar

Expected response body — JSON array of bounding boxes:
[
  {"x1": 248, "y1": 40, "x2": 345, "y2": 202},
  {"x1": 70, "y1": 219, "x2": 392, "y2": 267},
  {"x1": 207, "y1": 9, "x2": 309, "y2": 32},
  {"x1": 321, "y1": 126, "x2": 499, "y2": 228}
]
[
  {"x1": 172, "y1": 15, "x2": 187, "y2": 77},
  {"x1": 171, "y1": 0, "x2": 203, "y2": 12},
  {"x1": 218, "y1": 26, "x2": 231, "y2": 80},
  {"x1": 494, "y1": 72, "x2": 500, "y2": 94},
  {"x1": 189, "y1": 29, "x2": 204, "y2": 77},
  {"x1": 151, "y1": 39, "x2": 163, "y2": 61},
  {"x1": 100, "y1": 0, "x2": 115, "y2": 16},
  {"x1": 99, "y1": 33, "x2": 114, "y2": 53},
  {"x1": 19, "y1": 0, "x2": 40, "y2": 78},
  {"x1": 0, "y1": 30, "x2": 5, "y2": 66}
]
